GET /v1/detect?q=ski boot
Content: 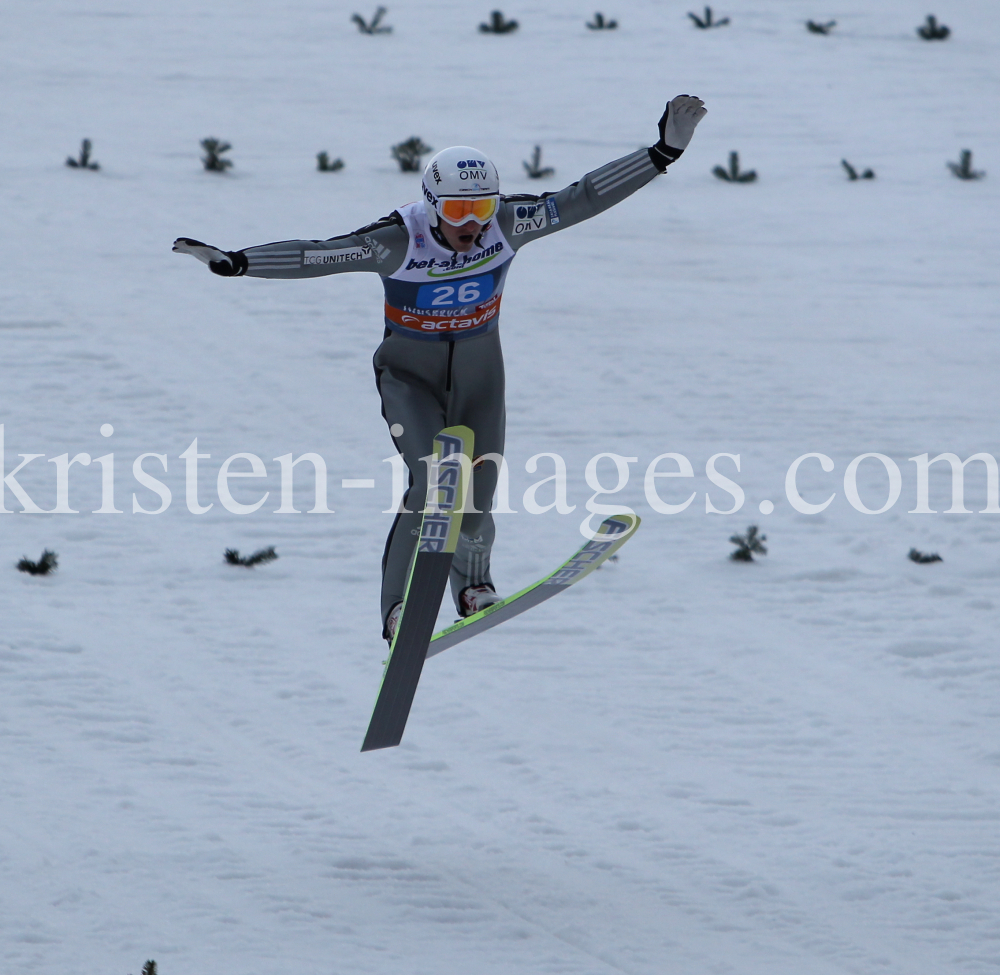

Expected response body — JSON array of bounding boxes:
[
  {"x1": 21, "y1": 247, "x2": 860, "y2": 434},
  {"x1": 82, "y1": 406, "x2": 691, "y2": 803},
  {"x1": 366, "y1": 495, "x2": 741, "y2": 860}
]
[
  {"x1": 458, "y1": 584, "x2": 502, "y2": 618},
  {"x1": 383, "y1": 602, "x2": 402, "y2": 645}
]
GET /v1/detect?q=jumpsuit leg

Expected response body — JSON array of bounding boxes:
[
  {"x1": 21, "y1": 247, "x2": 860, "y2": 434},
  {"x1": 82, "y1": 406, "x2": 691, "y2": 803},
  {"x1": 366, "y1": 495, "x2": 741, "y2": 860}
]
[
  {"x1": 373, "y1": 330, "x2": 506, "y2": 627},
  {"x1": 374, "y1": 341, "x2": 447, "y2": 626},
  {"x1": 444, "y1": 334, "x2": 505, "y2": 607}
]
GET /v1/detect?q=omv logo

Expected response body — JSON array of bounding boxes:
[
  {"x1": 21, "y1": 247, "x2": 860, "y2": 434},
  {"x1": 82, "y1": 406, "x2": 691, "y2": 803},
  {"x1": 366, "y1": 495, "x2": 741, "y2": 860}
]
[
  {"x1": 456, "y1": 159, "x2": 486, "y2": 169},
  {"x1": 515, "y1": 204, "x2": 542, "y2": 219}
]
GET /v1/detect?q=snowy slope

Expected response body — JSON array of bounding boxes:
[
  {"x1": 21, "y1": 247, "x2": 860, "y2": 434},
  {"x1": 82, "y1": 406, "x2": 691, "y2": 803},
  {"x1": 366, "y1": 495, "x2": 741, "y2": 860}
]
[{"x1": 2, "y1": 1, "x2": 1000, "y2": 973}]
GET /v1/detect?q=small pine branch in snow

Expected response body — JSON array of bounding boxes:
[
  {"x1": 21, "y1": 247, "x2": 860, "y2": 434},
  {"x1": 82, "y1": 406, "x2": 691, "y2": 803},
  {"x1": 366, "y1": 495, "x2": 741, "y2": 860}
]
[
  {"x1": 806, "y1": 20, "x2": 836, "y2": 35},
  {"x1": 842, "y1": 159, "x2": 875, "y2": 180},
  {"x1": 523, "y1": 145, "x2": 554, "y2": 179},
  {"x1": 66, "y1": 138, "x2": 99, "y2": 170},
  {"x1": 730, "y1": 526, "x2": 767, "y2": 562},
  {"x1": 225, "y1": 546, "x2": 278, "y2": 567},
  {"x1": 201, "y1": 138, "x2": 232, "y2": 172},
  {"x1": 142, "y1": 962, "x2": 158, "y2": 975},
  {"x1": 17, "y1": 550, "x2": 58, "y2": 576},
  {"x1": 713, "y1": 151, "x2": 757, "y2": 183},
  {"x1": 586, "y1": 13, "x2": 617, "y2": 30},
  {"x1": 317, "y1": 151, "x2": 345, "y2": 172},
  {"x1": 352, "y1": 7, "x2": 392, "y2": 34},
  {"x1": 688, "y1": 7, "x2": 729, "y2": 29},
  {"x1": 479, "y1": 11, "x2": 519, "y2": 34},
  {"x1": 947, "y1": 149, "x2": 985, "y2": 181},
  {"x1": 391, "y1": 136, "x2": 432, "y2": 172},
  {"x1": 917, "y1": 15, "x2": 950, "y2": 40},
  {"x1": 908, "y1": 548, "x2": 943, "y2": 564}
]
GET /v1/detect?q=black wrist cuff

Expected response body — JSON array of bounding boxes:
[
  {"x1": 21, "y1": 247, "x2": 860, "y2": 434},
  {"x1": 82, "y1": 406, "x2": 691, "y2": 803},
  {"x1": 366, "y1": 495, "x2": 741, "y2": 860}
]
[
  {"x1": 209, "y1": 250, "x2": 248, "y2": 277},
  {"x1": 648, "y1": 143, "x2": 684, "y2": 172}
]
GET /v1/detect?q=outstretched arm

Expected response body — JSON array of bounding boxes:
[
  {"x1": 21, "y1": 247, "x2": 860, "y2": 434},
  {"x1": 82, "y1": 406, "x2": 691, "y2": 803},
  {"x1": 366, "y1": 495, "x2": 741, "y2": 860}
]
[
  {"x1": 172, "y1": 238, "x2": 248, "y2": 276},
  {"x1": 649, "y1": 94, "x2": 707, "y2": 169},
  {"x1": 172, "y1": 213, "x2": 409, "y2": 279},
  {"x1": 498, "y1": 95, "x2": 706, "y2": 248}
]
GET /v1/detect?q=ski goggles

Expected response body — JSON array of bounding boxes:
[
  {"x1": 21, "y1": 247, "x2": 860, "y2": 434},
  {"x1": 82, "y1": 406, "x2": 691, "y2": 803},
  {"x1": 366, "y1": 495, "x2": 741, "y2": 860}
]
[{"x1": 436, "y1": 195, "x2": 499, "y2": 226}]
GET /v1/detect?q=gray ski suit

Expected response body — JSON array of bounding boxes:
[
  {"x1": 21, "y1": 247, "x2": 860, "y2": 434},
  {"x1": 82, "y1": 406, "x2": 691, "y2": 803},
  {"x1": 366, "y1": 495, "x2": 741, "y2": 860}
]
[{"x1": 229, "y1": 148, "x2": 665, "y2": 628}]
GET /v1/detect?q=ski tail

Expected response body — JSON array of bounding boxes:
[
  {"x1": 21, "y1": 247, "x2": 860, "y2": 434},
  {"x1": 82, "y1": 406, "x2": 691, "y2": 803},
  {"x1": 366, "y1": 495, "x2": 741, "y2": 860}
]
[
  {"x1": 426, "y1": 512, "x2": 639, "y2": 658},
  {"x1": 361, "y1": 425, "x2": 474, "y2": 752}
]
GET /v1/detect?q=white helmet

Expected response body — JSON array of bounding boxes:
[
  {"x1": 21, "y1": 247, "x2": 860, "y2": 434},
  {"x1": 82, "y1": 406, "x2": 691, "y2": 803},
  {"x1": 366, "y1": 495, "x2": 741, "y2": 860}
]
[{"x1": 421, "y1": 146, "x2": 500, "y2": 227}]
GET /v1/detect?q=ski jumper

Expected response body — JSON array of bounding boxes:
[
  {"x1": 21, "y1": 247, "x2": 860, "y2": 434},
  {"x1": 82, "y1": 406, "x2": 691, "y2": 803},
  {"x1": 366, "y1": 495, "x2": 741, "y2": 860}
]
[{"x1": 229, "y1": 148, "x2": 665, "y2": 627}]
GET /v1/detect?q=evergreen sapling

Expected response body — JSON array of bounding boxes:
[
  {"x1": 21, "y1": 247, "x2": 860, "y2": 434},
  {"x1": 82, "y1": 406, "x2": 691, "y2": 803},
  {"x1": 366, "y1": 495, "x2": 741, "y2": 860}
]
[
  {"x1": 688, "y1": 7, "x2": 729, "y2": 29},
  {"x1": 479, "y1": 11, "x2": 519, "y2": 33},
  {"x1": 225, "y1": 547, "x2": 278, "y2": 567},
  {"x1": 586, "y1": 13, "x2": 618, "y2": 30},
  {"x1": 713, "y1": 151, "x2": 757, "y2": 182},
  {"x1": 908, "y1": 548, "x2": 943, "y2": 564},
  {"x1": 917, "y1": 15, "x2": 950, "y2": 40},
  {"x1": 17, "y1": 550, "x2": 58, "y2": 576},
  {"x1": 65, "y1": 138, "x2": 99, "y2": 170},
  {"x1": 201, "y1": 138, "x2": 232, "y2": 172},
  {"x1": 947, "y1": 149, "x2": 985, "y2": 180},
  {"x1": 317, "y1": 151, "x2": 345, "y2": 172},
  {"x1": 352, "y1": 7, "x2": 392, "y2": 34},
  {"x1": 391, "y1": 136, "x2": 432, "y2": 172},
  {"x1": 841, "y1": 159, "x2": 875, "y2": 180},
  {"x1": 523, "y1": 145, "x2": 554, "y2": 179},
  {"x1": 730, "y1": 526, "x2": 767, "y2": 562}
]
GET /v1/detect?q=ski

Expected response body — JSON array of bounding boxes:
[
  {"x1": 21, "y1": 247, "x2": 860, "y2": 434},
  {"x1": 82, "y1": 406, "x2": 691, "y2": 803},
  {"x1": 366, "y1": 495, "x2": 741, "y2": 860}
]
[
  {"x1": 426, "y1": 513, "x2": 640, "y2": 659},
  {"x1": 361, "y1": 425, "x2": 474, "y2": 752}
]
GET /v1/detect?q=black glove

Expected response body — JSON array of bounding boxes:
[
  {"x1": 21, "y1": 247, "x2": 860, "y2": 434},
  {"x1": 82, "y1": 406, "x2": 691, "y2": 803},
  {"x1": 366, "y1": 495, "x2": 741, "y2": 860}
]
[
  {"x1": 649, "y1": 95, "x2": 707, "y2": 171},
  {"x1": 172, "y1": 237, "x2": 248, "y2": 276}
]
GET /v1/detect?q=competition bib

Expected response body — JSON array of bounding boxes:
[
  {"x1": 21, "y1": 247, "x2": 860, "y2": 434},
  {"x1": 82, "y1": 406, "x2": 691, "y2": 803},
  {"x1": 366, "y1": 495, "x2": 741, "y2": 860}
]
[{"x1": 382, "y1": 202, "x2": 514, "y2": 341}]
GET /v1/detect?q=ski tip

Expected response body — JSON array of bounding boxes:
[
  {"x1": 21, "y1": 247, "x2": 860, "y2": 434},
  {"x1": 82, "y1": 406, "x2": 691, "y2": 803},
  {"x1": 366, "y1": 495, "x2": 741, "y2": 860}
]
[{"x1": 600, "y1": 513, "x2": 640, "y2": 537}]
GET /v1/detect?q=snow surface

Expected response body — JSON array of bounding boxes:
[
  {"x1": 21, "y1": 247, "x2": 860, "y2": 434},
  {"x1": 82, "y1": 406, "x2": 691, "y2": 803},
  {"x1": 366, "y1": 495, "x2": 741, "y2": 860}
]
[{"x1": 2, "y1": 1, "x2": 1000, "y2": 972}]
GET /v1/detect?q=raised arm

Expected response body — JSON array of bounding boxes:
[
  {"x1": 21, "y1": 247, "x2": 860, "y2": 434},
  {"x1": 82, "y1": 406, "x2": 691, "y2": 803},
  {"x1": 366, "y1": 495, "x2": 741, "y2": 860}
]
[
  {"x1": 498, "y1": 95, "x2": 706, "y2": 248},
  {"x1": 172, "y1": 213, "x2": 410, "y2": 279}
]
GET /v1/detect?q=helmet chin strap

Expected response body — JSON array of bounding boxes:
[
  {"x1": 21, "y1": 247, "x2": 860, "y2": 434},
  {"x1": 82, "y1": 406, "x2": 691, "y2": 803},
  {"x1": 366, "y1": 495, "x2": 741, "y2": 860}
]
[{"x1": 429, "y1": 223, "x2": 450, "y2": 249}]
